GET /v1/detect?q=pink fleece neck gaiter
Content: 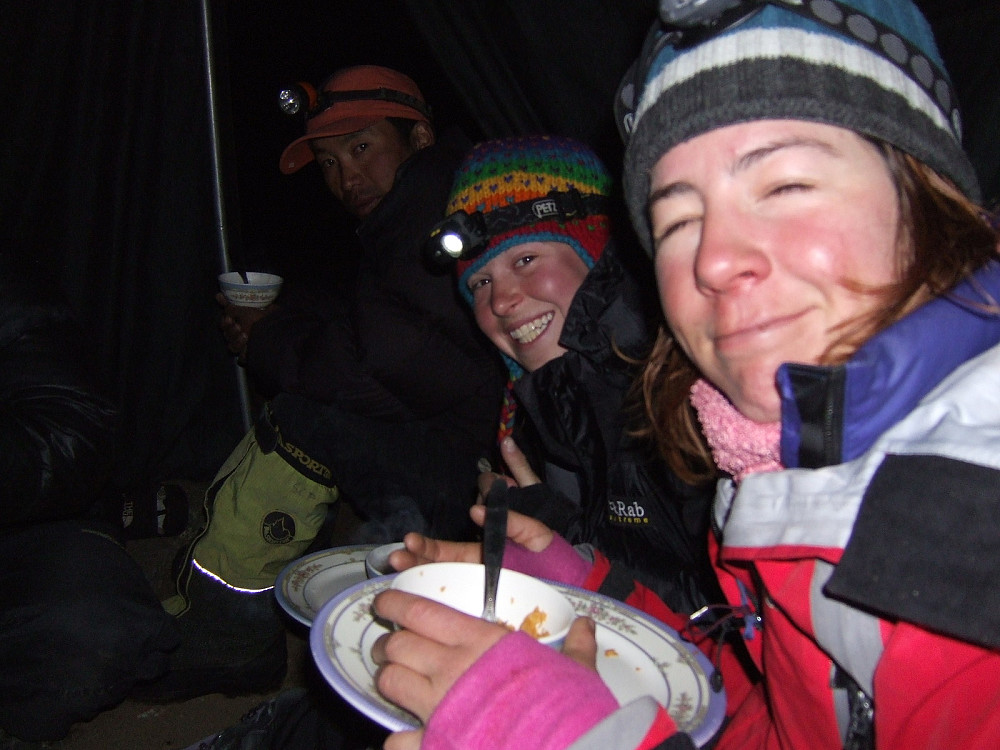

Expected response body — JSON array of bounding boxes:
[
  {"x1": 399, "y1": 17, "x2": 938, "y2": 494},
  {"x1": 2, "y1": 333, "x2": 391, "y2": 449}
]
[{"x1": 689, "y1": 379, "x2": 783, "y2": 483}]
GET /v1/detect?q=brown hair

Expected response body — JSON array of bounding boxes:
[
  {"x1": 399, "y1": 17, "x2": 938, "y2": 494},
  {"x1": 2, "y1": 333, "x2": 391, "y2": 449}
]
[{"x1": 637, "y1": 143, "x2": 1000, "y2": 484}]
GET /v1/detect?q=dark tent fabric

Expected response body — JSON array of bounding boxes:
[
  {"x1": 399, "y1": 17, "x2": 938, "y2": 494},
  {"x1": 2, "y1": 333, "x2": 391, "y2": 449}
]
[
  {"x1": 0, "y1": 1, "x2": 245, "y2": 494},
  {"x1": 919, "y1": 1, "x2": 1000, "y2": 209},
  {"x1": 397, "y1": 0, "x2": 654, "y2": 170},
  {"x1": 1, "y1": 0, "x2": 997, "y2": 496}
]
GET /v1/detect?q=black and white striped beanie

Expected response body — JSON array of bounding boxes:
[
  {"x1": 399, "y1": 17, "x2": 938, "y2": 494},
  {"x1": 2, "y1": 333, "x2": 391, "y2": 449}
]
[{"x1": 621, "y1": 0, "x2": 981, "y2": 256}]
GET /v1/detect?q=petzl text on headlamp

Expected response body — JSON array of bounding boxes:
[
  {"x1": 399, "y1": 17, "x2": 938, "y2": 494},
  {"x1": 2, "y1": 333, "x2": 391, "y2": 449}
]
[{"x1": 424, "y1": 189, "x2": 610, "y2": 270}]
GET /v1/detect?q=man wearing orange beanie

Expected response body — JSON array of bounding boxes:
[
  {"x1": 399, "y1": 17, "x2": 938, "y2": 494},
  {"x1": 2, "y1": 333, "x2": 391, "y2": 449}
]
[{"x1": 143, "y1": 65, "x2": 504, "y2": 702}]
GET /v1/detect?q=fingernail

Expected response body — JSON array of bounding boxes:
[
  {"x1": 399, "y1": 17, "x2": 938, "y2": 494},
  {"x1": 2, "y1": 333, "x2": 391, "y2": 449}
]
[{"x1": 501, "y1": 436, "x2": 514, "y2": 451}]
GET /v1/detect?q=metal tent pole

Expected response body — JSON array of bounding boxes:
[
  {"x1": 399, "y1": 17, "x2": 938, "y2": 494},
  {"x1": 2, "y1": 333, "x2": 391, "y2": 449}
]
[{"x1": 199, "y1": 0, "x2": 253, "y2": 432}]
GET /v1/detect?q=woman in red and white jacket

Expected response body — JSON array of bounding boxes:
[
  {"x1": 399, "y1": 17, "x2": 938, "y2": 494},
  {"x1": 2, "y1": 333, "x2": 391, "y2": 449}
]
[{"x1": 369, "y1": 1, "x2": 1000, "y2": 748}]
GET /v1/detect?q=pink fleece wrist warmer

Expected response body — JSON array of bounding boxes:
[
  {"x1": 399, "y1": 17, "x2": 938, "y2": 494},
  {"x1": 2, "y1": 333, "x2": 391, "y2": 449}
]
[
  {"x1": 422, "y1": 632, "x2": 619, "y2": 750},
  {"x1": 501, "y1": 532, "x2": 591, "y2": 588}
]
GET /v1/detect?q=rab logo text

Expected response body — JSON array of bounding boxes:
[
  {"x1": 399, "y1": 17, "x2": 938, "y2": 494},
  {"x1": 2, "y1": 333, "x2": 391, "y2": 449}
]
[{"x1": 607, "y1": 498, "x2": 649, "y2": 525}]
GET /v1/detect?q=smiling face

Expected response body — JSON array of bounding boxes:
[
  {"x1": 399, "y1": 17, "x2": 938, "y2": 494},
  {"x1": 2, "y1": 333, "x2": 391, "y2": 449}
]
[
  {"x1": 467, "y1": 241, "x2": 591, "y2": 372},
  {"x1": 309, "y1": 119, "x2": 432, "y2": 219},
  {"x1": 649, "y1": 120, "x2": 903, "y2": 423}
]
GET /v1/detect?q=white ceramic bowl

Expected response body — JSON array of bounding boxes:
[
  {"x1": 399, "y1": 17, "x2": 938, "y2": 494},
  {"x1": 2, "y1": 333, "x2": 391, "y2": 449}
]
[
  {"x1": 218, "y1": 271, "x2": 283, "y2": 308},
  {"x1": 390, "y1": 562, "x2": 574, "y2": 646},
  {"x1": 365, "y1": 542, "x2": 406, "y2": 578}
]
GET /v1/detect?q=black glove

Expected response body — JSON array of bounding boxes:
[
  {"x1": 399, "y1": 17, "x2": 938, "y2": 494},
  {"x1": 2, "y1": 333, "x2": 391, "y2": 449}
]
[{"x1": 502, "y1": 482, "x2": 578, "y2": 537}]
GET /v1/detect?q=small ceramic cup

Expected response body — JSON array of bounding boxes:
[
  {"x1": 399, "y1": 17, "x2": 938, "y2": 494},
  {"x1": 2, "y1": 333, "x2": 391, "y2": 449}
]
[
  {"x1": 218, "y1": 271, "x2": 283, "y2": 308},
  {"x1": 365, "y1": 542, "x2": 406, "y2": 578}
]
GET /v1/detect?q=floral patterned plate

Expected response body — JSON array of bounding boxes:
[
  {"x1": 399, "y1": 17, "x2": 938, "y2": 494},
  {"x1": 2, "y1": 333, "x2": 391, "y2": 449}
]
[
  {"x1": 275, "y1": 545, "x2": 379, "y2": 627},
  {"x1": 310, "y1": 576, "x2": 725, "y2": 746}
]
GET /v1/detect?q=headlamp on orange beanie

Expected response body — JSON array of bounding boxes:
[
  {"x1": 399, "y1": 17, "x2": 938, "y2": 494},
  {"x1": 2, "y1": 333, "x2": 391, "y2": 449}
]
[
  {"x1": 277, "y1": 65, "x2": 433, "y2": 175},
  {"x1": 277, "y1": 82, "x2": 318, "y2": 117},
  {"x1": 278, "y1": 81, "x2": 432, "y2": 122}
]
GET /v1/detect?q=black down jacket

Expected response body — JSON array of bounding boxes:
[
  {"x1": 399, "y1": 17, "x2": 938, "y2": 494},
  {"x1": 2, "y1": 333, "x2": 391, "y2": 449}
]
[
  {"x1": 0, "y1": 269, "x2": 117, "y2": 529},
  {"x1": 510, "y1": 242, "x2": 720, "y2": 614},
  {"x1": 241, "y1": 128, "x2": 505, "y2": 540}
]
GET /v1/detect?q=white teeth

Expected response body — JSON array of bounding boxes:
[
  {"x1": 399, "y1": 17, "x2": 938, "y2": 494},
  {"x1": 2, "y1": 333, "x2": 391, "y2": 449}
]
[{"x1": 509, "y1": 312, "x2": 554, "y2": 344}]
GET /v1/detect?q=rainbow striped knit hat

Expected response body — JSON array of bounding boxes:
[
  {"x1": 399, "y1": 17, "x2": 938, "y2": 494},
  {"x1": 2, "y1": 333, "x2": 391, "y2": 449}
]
[
  {"x1": 448, "y1": 135, "x2": 612, "y2": 305},
  {"x1": 446, "y1": 135, "x2": 613, "y2": 441}
]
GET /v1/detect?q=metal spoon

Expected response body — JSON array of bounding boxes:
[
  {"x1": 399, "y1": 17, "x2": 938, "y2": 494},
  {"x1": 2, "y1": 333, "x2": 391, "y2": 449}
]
[{"x1": 481, "y1": 479, "x2": 509, "y2": 622}]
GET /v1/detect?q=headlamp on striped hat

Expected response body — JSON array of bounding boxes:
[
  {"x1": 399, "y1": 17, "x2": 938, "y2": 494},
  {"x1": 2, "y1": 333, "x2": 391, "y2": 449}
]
[
  {"x1": 618, "y1": 0, "x2": 981, "y2": 255},
  {"x1": 425, "y1": 188, "x2": 609, "y2": 269}
]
